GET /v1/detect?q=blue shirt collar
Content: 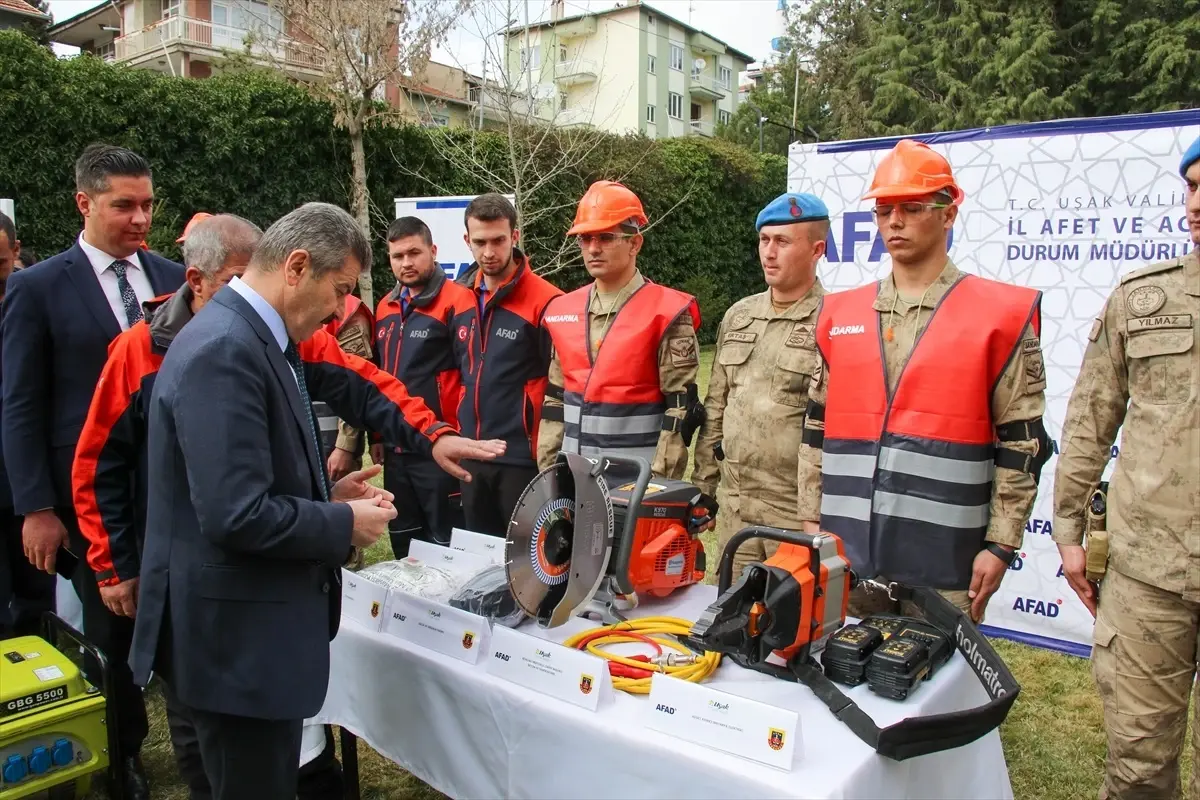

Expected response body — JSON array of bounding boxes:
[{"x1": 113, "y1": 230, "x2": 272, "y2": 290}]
[{"x1": 229, "y1": 276, "x2": 289, "y2": 352}]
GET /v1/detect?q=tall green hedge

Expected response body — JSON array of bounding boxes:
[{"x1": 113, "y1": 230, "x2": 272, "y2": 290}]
[{"x1": 0, "y1": 31, "x2": 785, "y2": 341}]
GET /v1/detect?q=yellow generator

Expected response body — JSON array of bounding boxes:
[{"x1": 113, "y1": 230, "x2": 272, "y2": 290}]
[{"x1": 0, "y1": 615, "x2": 115, "y2": 799}]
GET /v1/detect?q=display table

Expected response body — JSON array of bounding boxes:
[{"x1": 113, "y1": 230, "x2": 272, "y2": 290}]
[{"x1": 316, "y1": 584, "x2": 1014, "y2": 800}]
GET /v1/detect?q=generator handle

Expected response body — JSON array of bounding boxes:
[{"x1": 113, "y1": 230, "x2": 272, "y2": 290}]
[
  {"x1": 598, "y1": 454, "x2": 653, "y2": 595},
  {"x1": 41, "y1": 611, "x2": 124, "y2": 800},
  {"x1": 717, "y1": 526, "x2": 825, "y2": 594}
]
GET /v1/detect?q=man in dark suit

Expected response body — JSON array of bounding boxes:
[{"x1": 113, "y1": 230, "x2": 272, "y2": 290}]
[
  {"x1": 1, "y1": 144, "x2": 184, "y2": 798},
  {"x1": 130, "y1": 202, "x2": 505, "y2": 800}
]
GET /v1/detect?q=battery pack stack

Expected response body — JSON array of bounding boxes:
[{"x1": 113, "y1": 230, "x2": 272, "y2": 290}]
[{"x1": 820, "y1": 614, "x2": 954, "y2": 701}]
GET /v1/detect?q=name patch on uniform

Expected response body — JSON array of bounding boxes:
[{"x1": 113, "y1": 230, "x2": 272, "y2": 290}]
[
  {"x1": 1126, "y1": 285, "x2": 1167, "y2": 317},
  {"x1": 1128, "y1": 314, "x2": 1192, "y2": 334},
  {"x1": 785, "y1": 323, "x2": 815, "y2": 349},
  {"x1": 1021, "y1": 337, "x2": 1041, "y2": 354},
  {"x1": 829, "y1": 325, "x2": 866, "y2": 337},
  {"x1": 722, "y1": 331, "x2": 758, "y2": 344},
  {"x1": 669, "y1": 337, "x2": 699, "y2": 367},
  {"x1": 544, "y1": 314, "x2": 579, "y2": 324}
]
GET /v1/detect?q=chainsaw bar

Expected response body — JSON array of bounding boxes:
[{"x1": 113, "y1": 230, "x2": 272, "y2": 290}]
[{"x1": 505, "y1": 453, "x2": 615, "y2": 628}]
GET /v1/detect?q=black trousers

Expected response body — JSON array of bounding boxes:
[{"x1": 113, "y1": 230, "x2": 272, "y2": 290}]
[
  {"x1": 459, "y1": 461, "x2": 539, "y2": 538},
  {"x1": 383, "y1": 449, "x2": 463, "y2": 557},
  {"x1": 0, "y1": 508, "x2": 55, "y2": 638},
  {"x1": 59, "y1": 506, "x2": 149, "y2": 757},
  {"x1": 190, "y1": 703, "x2": 303, "y2": 800},
  {"x1": 163, "y1": 681, "x2": 343, "y2": 800}
]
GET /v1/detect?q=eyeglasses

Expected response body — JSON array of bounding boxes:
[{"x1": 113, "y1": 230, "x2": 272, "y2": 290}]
[
  {"x1": 872, "y1": 202, "x2": 948, "y2": 219},
  {"x1": 575, "y1": 233, "x2": 636, "y2": 247}
]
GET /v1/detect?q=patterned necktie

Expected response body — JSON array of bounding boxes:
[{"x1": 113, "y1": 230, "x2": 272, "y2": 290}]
[
  {"x1": 110, "y1": 259, "x2": 144, "y2": 328},
  {"x1": 283, "y1": 341, "x2": 330, "y2": 501}
]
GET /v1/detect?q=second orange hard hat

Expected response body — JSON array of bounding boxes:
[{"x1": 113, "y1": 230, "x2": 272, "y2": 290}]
[
  {"x1": 567, "y1": 181, "x2": 649, "y2": 236},
  {"x1": 176, "y1": 212, "x2": 214, "y2": 243},
  {"x1": 863, "y1": 139, "x2": 964, "y2": 205}
]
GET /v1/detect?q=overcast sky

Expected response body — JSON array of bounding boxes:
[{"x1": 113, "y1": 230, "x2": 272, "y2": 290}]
[{"x1": 45, "y1": 0, "x2": 786, "y2": 73}]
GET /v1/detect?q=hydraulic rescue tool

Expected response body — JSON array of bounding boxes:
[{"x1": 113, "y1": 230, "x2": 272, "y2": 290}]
[
  {"x1": 505, "y1": 452, "x2": 716, "y2": 628},
  {"x1": 1, "y1": 614, "x2": 118, "y2": 799},
  {"x1": 687, "y1": 526, "x2": 1022, "y2": 761}
]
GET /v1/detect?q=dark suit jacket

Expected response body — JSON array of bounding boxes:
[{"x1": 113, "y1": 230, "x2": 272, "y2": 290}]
[
  {"x1": 129, "y1": 287, "x2": 453, "y2": 721},
  {"x1": 0, "y1": 243, "x2": 184, "y2": 528}
]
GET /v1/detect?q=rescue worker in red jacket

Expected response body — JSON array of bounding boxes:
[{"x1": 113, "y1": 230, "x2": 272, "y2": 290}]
[
  {"x1": 797, "y1": 139, "x2": 1052, "y2": 622},
  {"x1": 373, "y1": 216, "x2": 473, "y2": 555},
  {"x1": 451, "y1": 193, "x2": 562, "y2": 537},
  {"x1": 321, "y1": 294, "x2": 375, "y2": 482},
  {"x1": 538, "y1": 181, "x2": 704, "y2": 478}
]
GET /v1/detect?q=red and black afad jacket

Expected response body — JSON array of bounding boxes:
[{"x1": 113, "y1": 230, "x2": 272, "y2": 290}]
[
  {"x1": 375, "y1": 268, "x2": 472, "y2": 449},
  {"x1": 451, "y1": 252, "x2": 562, "y2": 466},
  {"x1": 72, "y1": 288, "x2": 192, "y2": 586},
  {"x1": 74, "y1": 290, "x2": 454, "y2": 587}
]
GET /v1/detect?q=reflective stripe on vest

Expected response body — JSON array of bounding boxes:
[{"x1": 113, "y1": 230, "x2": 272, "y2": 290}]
[
  {"x1": 544, "y1": 281, "x2": 699, "y2": 462},
  {"x1": 815, "y1": 274, "x2": 1041, "y2": 589},
  {"x1": 312, "y1": 399, "x2": 339, "y2": 455}
]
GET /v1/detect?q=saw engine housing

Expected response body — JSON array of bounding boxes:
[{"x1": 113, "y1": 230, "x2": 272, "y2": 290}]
[{"x1": 505, "y1": 453, "x2": 716, "y2": 628}]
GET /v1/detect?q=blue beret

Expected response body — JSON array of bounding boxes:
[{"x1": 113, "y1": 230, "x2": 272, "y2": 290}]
[
  {"x1": 756, "y1": 192, "x2": 830, "y2": 231},
  {"x1": 1181, "y1": 135, "x2": 1200, "y2": 177}
]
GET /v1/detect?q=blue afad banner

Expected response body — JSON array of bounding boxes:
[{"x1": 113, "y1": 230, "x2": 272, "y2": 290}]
[
  {"x1": 393, "y1": 194, "x2": 517, "y2": 281},
  {"x1": 788, "y1": 108, "x2": 1200, "y2": 657}
]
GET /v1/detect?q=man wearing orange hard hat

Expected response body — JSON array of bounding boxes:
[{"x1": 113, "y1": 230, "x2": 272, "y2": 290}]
[
  {"x1": 538, "y1": 180, "x2": 704, "y2": 479},
  {"x1": 797, "y1": 139, "x2": 1052, "y2": 623}
]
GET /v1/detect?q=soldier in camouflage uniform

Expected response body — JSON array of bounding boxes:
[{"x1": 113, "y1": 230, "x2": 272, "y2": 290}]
[
  {"x1": 798, "y1": 140, "x2": 1051, "y2": 623},
  {"x1": 1054, "y1": 136, "x2": 1200, "y2": 800},
  {"x1": 693, "y1": 192, "x2": 829, "y2": 578}
]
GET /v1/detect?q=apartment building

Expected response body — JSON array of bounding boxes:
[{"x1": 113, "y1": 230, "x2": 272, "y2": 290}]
[
  {"x1": 503, "y1": 0, "x2": 754, "y2": 138},
  {"x1": 0, "y1": 0, "x2": 49, "y2": 30},
  {"x1": 46, "y1": 0, "x2": 514, "y2": 129}
]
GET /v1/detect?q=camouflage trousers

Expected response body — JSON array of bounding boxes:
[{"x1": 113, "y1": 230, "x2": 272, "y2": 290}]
[
  {"x1": 715, "y1": 501, "x2": 789, "y2": 583},
  {"x1": 1092, "y1": 567, "x2": 1199, "y2": 800}
]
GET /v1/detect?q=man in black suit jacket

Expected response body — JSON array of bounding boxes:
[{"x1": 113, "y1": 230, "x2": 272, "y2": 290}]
[
  {"x1": 1, "y1": 144, "x2": 184, "y2": 798},
  {"x1": 130, "y1": 202, "x2": 505, "y2": 800}
]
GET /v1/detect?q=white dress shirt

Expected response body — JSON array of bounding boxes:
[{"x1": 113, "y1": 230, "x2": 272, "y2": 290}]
[
  {"x1": 77, "y1": 233, "x2": 156, "y2": 331},
  {"x1": 228, "y1": 277, "x2": 300, "y2": 391}
]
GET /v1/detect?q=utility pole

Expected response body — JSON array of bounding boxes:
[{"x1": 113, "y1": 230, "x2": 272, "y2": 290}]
[
  {"x1": 791, "y1": 58, "x2": 800, "y2": 129},
  {"x1": 523, "y1": 0, "x2": 532, "y2": 114}
]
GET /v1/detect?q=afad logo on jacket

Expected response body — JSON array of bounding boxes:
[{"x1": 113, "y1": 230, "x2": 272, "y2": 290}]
[{"x1": 1012, "y1": 596, "x2": 1062, "y2": 618}]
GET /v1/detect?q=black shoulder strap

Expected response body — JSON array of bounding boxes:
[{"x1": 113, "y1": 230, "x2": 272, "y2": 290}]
[{"x1": 793, "y1": 585, "x2": 1020, "y2": 761}]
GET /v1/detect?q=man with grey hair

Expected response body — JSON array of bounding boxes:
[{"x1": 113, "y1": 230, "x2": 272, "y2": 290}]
[{"x1": 130, "y1": 202, "x2": 505, "y2": 799}]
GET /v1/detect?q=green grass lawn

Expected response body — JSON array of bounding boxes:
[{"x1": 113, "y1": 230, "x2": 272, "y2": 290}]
[{"x1": 120, "y1": 346, "x2": 1181, "y2": 799}]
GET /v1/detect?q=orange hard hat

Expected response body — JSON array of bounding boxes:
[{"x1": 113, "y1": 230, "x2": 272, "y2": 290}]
[
  {"x1": 567, "y1": 181, "x2": 648, "y2": 236},
  {"x1": 863, "y1": 139, "x2": 964, "y2": 205},
  {"x1": 176, "y1": 212, "x2": 214, "y2": 243}
]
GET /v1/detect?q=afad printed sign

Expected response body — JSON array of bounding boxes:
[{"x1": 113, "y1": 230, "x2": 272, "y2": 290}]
[
  {"x1": 393, "y1": 194, "x2": 517, "y2": 281},
  {"x1": 789, "y1": 109, "x2": 1200, "y2": 656}
]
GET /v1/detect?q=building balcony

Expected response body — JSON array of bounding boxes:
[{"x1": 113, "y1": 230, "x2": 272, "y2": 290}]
[
  {"x1": 114, "y1": 14, "x2": 324, "y2": 76},
  {"x1": 689, "y1": 71, "x2": 728, "y2": 99},
  {"x1": 689, "y1": 119, "x2": 714, "y2": 137},
  {"x1": 554, "y1": 56, "x2": 598, "y2": 86}
]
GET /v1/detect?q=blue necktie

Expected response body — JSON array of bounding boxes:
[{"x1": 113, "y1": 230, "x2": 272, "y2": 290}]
[
  {"x1": 283, "y1": 341, "x2": 330, "y2": 501},
  {"x1": 110, "y1": 260, "x2": 143, "y2": 328}
]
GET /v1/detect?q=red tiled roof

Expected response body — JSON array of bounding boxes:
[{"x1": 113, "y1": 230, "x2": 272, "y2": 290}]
[{"x1": 0, "y1": 0, "x2": 49, "y2": 20}]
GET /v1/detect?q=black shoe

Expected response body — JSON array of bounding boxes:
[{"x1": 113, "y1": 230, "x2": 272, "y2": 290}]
[{"x1": 121, "y1": 755, "x2": 150, "y2": 800}]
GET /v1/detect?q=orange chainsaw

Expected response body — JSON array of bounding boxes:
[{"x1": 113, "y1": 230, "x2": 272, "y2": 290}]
[{"x1": 505, "y1": 452, "x2": 717, "y2": 628}]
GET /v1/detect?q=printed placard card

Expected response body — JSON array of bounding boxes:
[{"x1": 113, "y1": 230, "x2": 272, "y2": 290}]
[
  {"x1": 382, "y1": 591, "x2": 490, "y2": 665},
  {"x1": 407, "y1": 540, "x2": 493, "y2": 576},
  {"x1": 485, "y1": 625, "x2": 611, "y2": 711},
  {"x1": 644, "y1": 673, "x2": 801, "y2": 770},
  {"x1": 340, "y1": 569, "x2": 390, "y2": 632},
  {"x1": 450, "y1": 528, "x2": 505, "y2": 565}
]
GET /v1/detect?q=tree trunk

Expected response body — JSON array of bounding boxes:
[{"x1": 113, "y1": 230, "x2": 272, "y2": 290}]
[{"x1": 348, "y1": 100, "x2": 374, "y2": 307}]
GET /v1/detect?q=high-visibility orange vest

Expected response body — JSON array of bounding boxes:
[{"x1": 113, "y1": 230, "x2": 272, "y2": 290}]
[
  {"x1": 544, "y1": 281, "x2": 699, "y2": 463},
  {"x1": 815, "y1": 274, "x2": 1041, "y2": 589}
]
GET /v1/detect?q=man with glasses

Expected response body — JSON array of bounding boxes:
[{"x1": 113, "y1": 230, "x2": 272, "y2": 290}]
[
  {"x1": 797, "y1": 139, "x2": 1052, "y2": 623},
  {"x1": 539, "y1": 181, "x2": 703, "y2": 480}
]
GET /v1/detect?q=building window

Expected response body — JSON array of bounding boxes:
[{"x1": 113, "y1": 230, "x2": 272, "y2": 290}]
[
  {"x1": 647, "y1": 54, "x2": 656, "y2": 74},
  {"x1": 668, "y1": 92, "x2": 682, "y2": 119},
  {"x1": 718, "y1": 66, "x2": 732, "y2": 88},
  {"x1": 94, "y1": 40, "x2": 115, "y2": 61},
  {"x1": 669, "y1": 44, "x2": 683, "y2": 71},
  {"x1": 718, "y1": 109, "x2": 731, "y2": 126},
  {"x1": 559, "y1": 44, "x2": 568, "y2": 63},
  {"x1": 520, "y1": 46, "x2": 540, "y2": 71},
  {"x1": 560, "y1": 92, "x2": 568, "y2": 111},
  {"x1": 162, "y1": 0, "x2": 181, "y2": 18},
  {"x1": 422, "y1": 113, "x2": 450, "y2": 128},
  {"x1": 646, "y1": 104, "x2": 655, "y2": 123},
  {"x1": 648, "y1": 14, "x2": 655, "y2": 26}
]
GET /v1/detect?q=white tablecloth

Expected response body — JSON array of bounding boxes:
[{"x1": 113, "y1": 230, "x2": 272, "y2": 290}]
[{"x1": 316, "y1": 584, "x2": 1014, "y2": 800}]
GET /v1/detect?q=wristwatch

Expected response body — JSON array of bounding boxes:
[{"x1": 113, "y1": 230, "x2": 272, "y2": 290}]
[{"x1": 984, "y1": 542, "x2": 1017, "y2": 566}]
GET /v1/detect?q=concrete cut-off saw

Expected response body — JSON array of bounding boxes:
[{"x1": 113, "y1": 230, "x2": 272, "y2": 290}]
[{"x1": 505, "y1": 452, "x2": 716, "y2": 628}]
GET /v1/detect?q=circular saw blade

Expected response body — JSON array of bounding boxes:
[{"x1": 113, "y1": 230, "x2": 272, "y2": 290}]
[{"x1": 505, "y1": 462, "x2": 575, "y2": 622}]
